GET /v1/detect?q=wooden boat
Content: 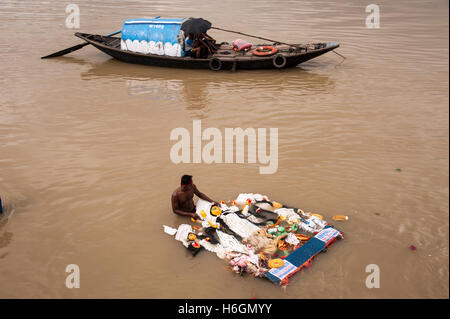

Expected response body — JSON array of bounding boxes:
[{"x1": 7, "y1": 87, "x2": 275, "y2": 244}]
[{"x1": 74, "y1": 32, "x2": 339, "y2": 71}]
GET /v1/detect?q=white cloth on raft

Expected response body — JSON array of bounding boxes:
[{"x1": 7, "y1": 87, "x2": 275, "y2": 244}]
[
  {"x1": 235, "y1": 193, "x2": 269, "y2": 206},
  {"x1": 220, "y1": 213, "x2": 260, "y2": 239}
]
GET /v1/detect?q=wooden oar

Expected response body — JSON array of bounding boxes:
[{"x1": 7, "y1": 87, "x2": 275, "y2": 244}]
[{"x1": 41, "y1": 30, "x2": 121, "y2": 59}]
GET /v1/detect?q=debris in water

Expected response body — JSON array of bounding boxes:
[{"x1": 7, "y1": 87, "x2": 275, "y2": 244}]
[
  {"x1": 332, "y1": 215, "x2": 349, "y2": 221},
  {"x1": 409, "y1": 245, "x2": 416, "y2": 251}
]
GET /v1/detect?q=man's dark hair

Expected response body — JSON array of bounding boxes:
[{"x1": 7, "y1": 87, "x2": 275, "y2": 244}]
[{"x1": 181, "y1": 175, "x2": 193, "y2": 185}]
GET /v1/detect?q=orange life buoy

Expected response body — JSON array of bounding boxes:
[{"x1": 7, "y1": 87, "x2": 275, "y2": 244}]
[{"x1": 252, "y1": 46, "x2": 278, "y2": 56}]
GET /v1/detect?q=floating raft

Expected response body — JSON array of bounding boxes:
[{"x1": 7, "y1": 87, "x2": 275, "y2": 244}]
[{"x1": 163, "y1": 193, "x2": 343, "y2": 286}]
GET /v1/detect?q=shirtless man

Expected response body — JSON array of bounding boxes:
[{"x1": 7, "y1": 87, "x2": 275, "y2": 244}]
[{"x1": 171, "y1": 175, "x2": 217, "y2": 218}]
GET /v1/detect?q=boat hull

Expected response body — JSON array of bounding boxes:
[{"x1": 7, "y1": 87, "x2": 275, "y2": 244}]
[{"x1": 75, "y1": 33, "x2": 339, "y2": 71}]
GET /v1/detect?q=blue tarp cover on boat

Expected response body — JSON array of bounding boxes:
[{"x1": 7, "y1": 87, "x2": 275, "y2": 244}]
[{"x1": 120, "y1": 18, "x2": 184, "y2": 57}]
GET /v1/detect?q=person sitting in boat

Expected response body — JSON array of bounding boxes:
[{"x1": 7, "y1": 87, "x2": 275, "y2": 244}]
[
  {"x1": 184, "y1": 33, "x2": 217, "y2": 58},
  {"x1": 196, "y1": 32, "x2": 218, "y2": 58},
  {"x1": 190, "y1": 34, "x2": 209, "y2": 58},
  {"x1": 171, "y1": 175, "x2": 217, "y2": 218},
  {"x1": 201, "y1": 32, "x2": 217, "y2": 47},
  {"x1": 184, "y1": 33, "x2": 205, "y2": 58},
  {"x1": 184, "y1": 33, "x2": 196, "y2": 57}
]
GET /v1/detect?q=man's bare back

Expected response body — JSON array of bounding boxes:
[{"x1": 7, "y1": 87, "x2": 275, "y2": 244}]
[
  {"x1": 171, "y1": 175, "x2": 216, "y2": 218},
  {"x1": 172, "y1": 186, "x2": 196, "y2": 213}
]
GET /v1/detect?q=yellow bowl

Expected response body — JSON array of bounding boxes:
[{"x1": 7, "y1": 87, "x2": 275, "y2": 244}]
[
  {"x1": 210, "y1": 206, "x2": 222, "y2": 216},
  {"x1": 268, "y1": 258, "x2": 285, "y2": 268},
  {"x1": 272, "y1": 202, "x2": 283, "y2": 209}
]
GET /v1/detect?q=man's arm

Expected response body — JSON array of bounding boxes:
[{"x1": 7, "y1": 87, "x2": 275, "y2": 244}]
[
  {"x1": 171, "y1": 193, "x2": 196, "y2": 218},
  {"x1": 193, "y1": 184, "x2": 217, "y2": 205}
]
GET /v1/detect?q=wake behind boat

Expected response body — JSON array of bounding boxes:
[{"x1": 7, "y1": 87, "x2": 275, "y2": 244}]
[{"x1": 43, "y1": 17, "x2": 341, "y2": 71}]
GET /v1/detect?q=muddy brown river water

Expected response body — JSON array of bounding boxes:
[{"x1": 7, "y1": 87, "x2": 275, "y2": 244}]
[{"x1": 0, "y1": 0, "x2": 448, "y2": 298}]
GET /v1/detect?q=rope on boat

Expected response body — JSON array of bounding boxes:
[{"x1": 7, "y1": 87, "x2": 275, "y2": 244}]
[
  {"x1": 211, "y1": 27, "x2": 292, "y2": 46},
  {"x1": 332, "y1": 50, "x2": 346, "y2": 60}
]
